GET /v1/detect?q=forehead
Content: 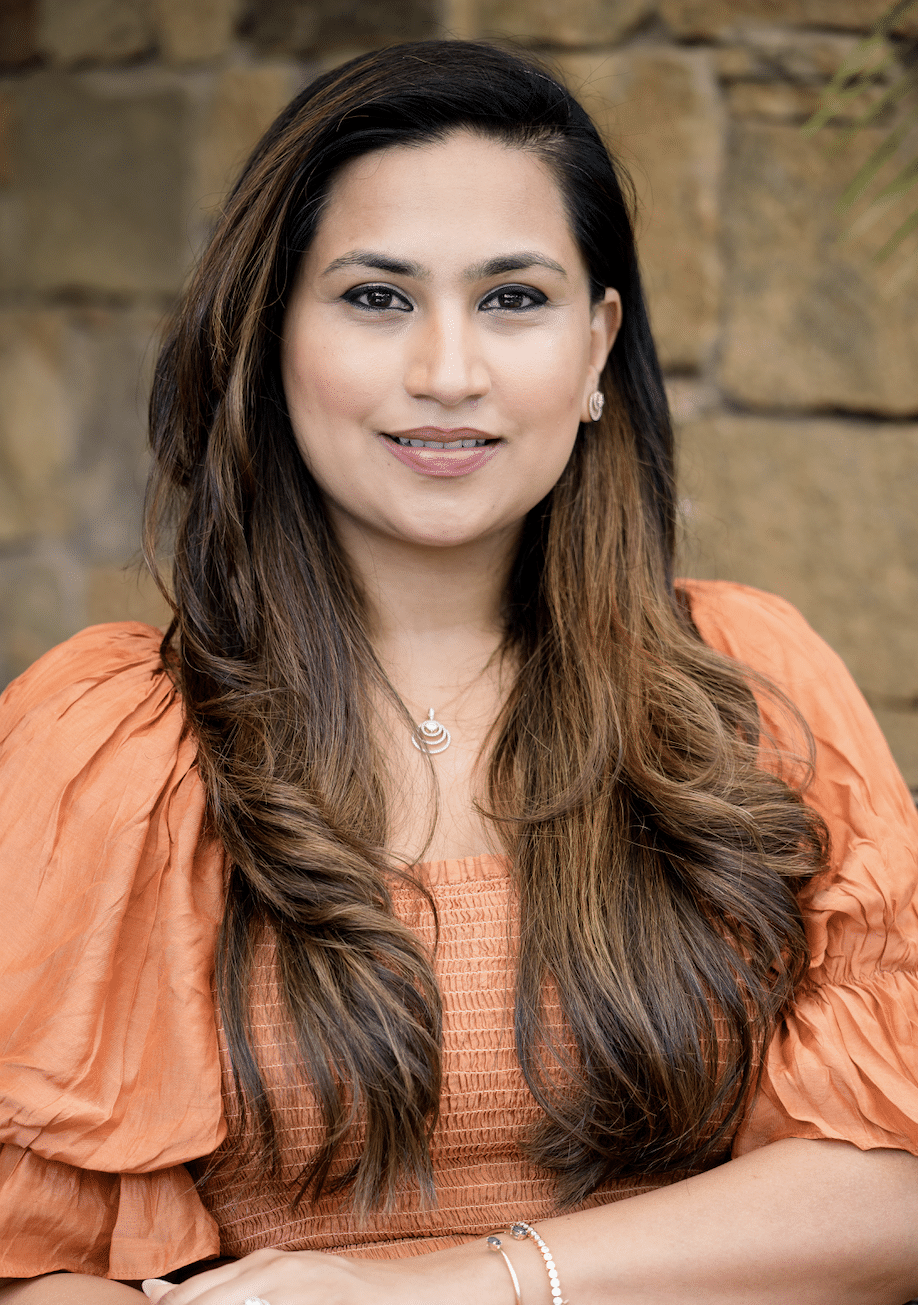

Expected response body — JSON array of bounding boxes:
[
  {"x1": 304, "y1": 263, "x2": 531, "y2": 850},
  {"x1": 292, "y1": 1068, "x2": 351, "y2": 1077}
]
[{"x1": 306, "y1": 131, "x2": 583, "y2": 273}]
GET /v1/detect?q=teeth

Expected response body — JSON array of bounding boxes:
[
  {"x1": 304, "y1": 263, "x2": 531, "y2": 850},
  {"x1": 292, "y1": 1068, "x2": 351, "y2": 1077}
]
[{"x1": 394, "y1": 436, "x2": 489, "y2": 449}]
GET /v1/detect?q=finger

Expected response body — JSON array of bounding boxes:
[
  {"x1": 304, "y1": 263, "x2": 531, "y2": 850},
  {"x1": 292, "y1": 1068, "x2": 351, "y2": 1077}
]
[
  {"x1": 145, "y1": 1254, "x2": 278, "y2": 1304},
  {"x1": 141, "y1": 1283, "x2": 173, "y2": 1302}
]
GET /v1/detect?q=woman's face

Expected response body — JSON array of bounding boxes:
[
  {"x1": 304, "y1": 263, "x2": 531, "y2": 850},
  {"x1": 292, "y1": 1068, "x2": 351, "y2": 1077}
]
[{"x1": 281, "y1": 130, "x2": 621, "y2": 555}]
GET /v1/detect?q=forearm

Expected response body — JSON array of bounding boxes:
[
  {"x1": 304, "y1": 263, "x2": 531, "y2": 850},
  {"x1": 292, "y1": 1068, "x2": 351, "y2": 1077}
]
[
  {"x1": 0, "y1": 1277, "x2": 144, "y2": 1302},
  {"x1": 484, "y1": 1139, "x2": 918, "y2": 1305}
]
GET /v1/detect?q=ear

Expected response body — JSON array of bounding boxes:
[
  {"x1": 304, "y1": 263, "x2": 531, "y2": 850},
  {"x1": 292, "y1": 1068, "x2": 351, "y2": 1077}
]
[{"x1": 580, "y1": 287, "x2": 622, "y2": 423}]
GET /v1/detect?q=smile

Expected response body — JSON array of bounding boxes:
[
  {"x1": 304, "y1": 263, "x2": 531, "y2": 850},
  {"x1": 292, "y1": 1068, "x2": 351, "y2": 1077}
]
[
  {"x1": 378, "y1": 432, "x2": 501, "y2": 478},
  {"x1": 392, "y1": 436, "x2": 490, "y2": 449}
]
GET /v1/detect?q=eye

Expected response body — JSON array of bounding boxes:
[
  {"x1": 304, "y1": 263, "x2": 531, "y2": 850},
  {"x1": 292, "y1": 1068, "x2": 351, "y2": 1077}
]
[
  {"x1": 480, "y1": 285, "x2": 548, "y2": 312},
  {"x1": 342, "y1": 285, "x2": 412, "y2": 312}
]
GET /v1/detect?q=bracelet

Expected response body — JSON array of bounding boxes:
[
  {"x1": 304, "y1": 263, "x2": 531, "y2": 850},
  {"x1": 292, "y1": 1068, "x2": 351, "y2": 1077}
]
[
  {"x1": 487, "y1": 1235, "x2": 522, "y2": 1305},
  {"x1": 510, "y1": 1221, "x2": 566, "y2": 1304}
]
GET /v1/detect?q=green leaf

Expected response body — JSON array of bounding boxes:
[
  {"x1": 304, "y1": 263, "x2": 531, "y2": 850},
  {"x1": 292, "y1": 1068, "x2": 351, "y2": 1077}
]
[
  {"x1": 838, "y1": 100, "x2": 918, "y2": 209},
  {"x1": 876, "y1": 203, "x2": 918, "y2": 259},
  {"x1": 873, "y1": 153, "x2": 918, "y2": 203},
  {"x1": 800, "y1": 0, "x2": 918, "y2": 275}
]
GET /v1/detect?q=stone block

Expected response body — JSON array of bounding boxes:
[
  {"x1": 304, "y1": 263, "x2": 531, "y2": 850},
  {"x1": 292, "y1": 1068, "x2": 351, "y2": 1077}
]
[
  {"x1": 721, "y1": 121, "x2": 918, "y2": 414},
  {"x1": 677, "y1": 415, "x2": 918, "y2": 702},
  {"x1": 0, "y1": 311, "x2": 74, "y2": 544},
  {"x1": 194, "y1": 65, "x2": 298, "y2": 215},
  {"x1": 156, "y1": 0, "x2": 238, "y2": 63},
  {"x1": 62, "y1": 307, "x2": 162, "y2": 562},
  {"x1": 726, "y1": 30, "x2": 864, "y2": 84},
  {"x1": 661, "y1": 0, "x2": 918, "y2": 39},
  {"x1": 726, "y1": 82, "x2": 820, "y2": 122},
  {"x1": 557, "y1": 49, "x2": 723, "y2": 371},
  {"x1": 477, "y1": 0, "x2": 654, "y2": 47},
  {"x1": 239, "y1": 0, "x2": 439, "y2": 57},
  {"x1": 11, "y1": 72, "x2": 189, "y2": 295},
  {"x1": 665, "y1": 376, "x2": 720, "y2": 425},
  {"x1": 0, "y1": 191, "x2": 24, "y2": 294},
  {"x1": 714, "y1": 47, "x2": 759, "y2": 81},
  {"x1": 0, "y1": 305, "x2": 160, "y2": 556},
  {"x1": 870, "y1": 706, "x2": 918, "y2": 789},
  {"x1": 715, "y1": 37, "x2": 864, "y2": 87},
  {"x1": 0, "y1": 544, "x2": 84, "y2": 687},
  {"x1": 38, "y1": 0, "x2": 155, "y2": 64},
  {"x1": 442, "y1": 0, "x2": 477, "y2": 40},
  {"x1": 86, "y1": 562, "x2": 172, "y2": 629},
  {"x1": 0, "y1": 92, "x2": 11, "y2": 185},
  {"x1": 0, "y1": 0, "x2": 38, "y2": 69}
]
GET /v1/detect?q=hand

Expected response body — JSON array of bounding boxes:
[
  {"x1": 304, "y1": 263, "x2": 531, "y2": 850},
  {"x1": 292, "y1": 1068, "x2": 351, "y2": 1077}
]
[
  {"x1": 140, "y1": 1243, "x2": 511, "y2": 1305},
  {"x1": 141, "y1": 1251, "x2": 392, "y2": 1305}
]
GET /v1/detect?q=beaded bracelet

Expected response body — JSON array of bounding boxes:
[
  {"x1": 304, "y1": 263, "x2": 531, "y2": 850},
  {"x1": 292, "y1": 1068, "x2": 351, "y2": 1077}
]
[
  {"x1": 487, "y1": 1221, "x2": 567, "y2": 1304},
  {"x1": 510, "y1": 1221, "x2": 566, "y2": 1304}
]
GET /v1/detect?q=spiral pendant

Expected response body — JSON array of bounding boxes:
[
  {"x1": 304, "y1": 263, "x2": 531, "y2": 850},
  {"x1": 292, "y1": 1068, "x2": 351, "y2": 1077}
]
[{"x1": 412, "y1": 708, "x2": 451, "y2": 754}]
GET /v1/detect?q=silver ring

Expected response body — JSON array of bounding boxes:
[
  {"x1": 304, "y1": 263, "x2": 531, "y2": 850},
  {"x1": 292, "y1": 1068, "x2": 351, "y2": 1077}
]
[{"x1": 243, "y1": 1298, "x2": 271, "y2": 1305}]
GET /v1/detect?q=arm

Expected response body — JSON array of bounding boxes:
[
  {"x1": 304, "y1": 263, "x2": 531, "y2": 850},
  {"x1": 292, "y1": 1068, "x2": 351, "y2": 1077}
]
[
  {"x1": 519, "y1": 1138, "x2": 918, "y2": 1305},
  {"x1": 0, "y1": 1280, "x2": 144, "y2": 1302},
  {"x1": 137, "y1": 1139, "x2": 918, "y2": 1305}
]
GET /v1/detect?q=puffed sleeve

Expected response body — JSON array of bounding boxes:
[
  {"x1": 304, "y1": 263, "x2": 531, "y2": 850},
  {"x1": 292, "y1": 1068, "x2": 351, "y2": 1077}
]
[
  {"x1": 681, "y1": 580, "x2": 918, "y2": 1158},
  {"x1": 0, "y1": 624, "x2": 227, "y2": 1279}
]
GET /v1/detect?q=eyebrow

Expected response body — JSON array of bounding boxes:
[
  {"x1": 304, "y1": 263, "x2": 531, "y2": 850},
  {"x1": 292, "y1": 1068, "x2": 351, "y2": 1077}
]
[{"x1": 320, "y1": 249, "x2": 568, "y2": 280}]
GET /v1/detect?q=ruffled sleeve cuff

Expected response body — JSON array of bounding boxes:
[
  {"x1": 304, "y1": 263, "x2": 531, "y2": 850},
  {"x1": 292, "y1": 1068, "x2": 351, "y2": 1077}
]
[
  {"x1": 681, "y1": 581, "x2": 918, "y2": 1162},
  {"x1": 0, "y1": 624, "x2": 227, "y2": 1277},
  {"x1": 0, "y1": 1144, "x2": 219, "y2": 1279},
  {"x1": 735, "y1": 969, "x2": 918, "y2": 1156}
]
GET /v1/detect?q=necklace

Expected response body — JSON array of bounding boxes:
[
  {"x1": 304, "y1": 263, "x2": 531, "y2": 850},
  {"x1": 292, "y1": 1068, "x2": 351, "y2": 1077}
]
[
  {"x1": 405, "y1": 641, "x2": 509, "y2": 757},
  {"x1": 412, "y1": 708, "x2": 451, "y2": 754}
]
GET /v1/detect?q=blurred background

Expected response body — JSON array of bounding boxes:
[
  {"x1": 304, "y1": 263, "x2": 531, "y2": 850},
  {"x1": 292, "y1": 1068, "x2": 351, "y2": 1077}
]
[{"x1": 0, "y1": 0, "x2": 916, "y2": 786}]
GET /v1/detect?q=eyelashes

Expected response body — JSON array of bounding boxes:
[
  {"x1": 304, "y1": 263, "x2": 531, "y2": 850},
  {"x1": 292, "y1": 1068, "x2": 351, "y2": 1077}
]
[
  {"x1": 481, "y1": 286, "x2": 548, "y2": 311},
  {"x1": 344, "y1": 286, "x2": 412, "y2": 312},
  {"x1": 341, "y1": 284, "x2": 549, "y2": 313}
]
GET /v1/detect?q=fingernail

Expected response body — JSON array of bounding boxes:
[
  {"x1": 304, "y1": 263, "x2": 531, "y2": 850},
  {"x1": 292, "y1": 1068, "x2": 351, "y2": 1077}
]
[{"x1": 141, "y1": 1282, "x2": 171, "y2": 1299}]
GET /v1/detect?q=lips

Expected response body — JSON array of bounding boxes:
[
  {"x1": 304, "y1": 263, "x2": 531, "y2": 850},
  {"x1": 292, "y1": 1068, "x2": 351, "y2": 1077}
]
[{"x1": 378, "y1": 428, "x2": 501, "y2": 479}]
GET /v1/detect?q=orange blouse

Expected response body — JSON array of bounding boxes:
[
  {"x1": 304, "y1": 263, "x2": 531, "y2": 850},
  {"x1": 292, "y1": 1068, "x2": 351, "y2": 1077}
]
[{"x1": 0, "y1": 581, "x2": 916, "y2": 1280}]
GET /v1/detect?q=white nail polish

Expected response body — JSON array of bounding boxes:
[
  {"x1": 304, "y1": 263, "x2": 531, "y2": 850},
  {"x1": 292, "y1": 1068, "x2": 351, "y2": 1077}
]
[{"x1": 141, "y1": 1281, "x2": 171, "y2": 1299}]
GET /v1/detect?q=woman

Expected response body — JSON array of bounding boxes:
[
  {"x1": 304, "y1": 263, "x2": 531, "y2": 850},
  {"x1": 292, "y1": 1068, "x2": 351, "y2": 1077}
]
[{"x1": 0, "y1": 38, "x2": 917, "y2": 1305}]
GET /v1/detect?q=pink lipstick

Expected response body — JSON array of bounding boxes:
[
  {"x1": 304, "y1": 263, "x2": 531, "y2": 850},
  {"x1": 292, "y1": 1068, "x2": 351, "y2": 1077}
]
[{"x1": 379, "y1": 427, "x2": 501, "y2": 478}]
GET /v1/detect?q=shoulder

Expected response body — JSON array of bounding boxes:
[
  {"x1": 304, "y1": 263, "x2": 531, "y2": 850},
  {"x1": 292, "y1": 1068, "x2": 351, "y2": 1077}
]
[
  {"x1": 0, "y1": 623, "x2": 225, "y2": 1175},
  {"x1": 0, "y1": 620, "x2": 170, "y2": 733},
  {"x1": 676, "y1": 579, "x2": 888, "y2": 767},
  {"x1": 680, "y1": 580, "x2": 918, "y2": 960},
  {"x1": 0, "y1": 621, "x2": 188, "y2": 794},
  {"x1": 677, "y1": 578, "x2": 840, "y2": 688},
  {"x1": 703, "y1": 587, "x2": 918, "y2": 1159}
]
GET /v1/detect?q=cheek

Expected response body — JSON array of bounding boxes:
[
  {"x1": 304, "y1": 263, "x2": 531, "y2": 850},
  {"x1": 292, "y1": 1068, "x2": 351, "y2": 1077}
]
[
  {"x1": 500, "y1": 323, "x2": 590, "y2": 410},
  {"x1": 284, "y1": 324, "x2": 391, "y2": 427}
]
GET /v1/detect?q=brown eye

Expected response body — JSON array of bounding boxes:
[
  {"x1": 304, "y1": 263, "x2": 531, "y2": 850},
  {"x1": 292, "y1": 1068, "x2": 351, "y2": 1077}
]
[
  {"x1": 481, "y1": 285, "x2": 547, "y2": 311},
  {"x1": 344, "y1": 285, "x2": 412, "y2": 312}
]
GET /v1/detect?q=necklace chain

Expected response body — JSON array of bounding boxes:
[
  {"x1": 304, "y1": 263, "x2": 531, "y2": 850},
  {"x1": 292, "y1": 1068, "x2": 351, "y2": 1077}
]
[{"x1": 404, "y1": 642, "x2": 507, "y2": 757}]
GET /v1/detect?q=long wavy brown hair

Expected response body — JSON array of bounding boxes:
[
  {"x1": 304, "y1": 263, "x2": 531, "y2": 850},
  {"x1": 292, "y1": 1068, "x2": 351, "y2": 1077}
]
[{"x1": 145, "y1": 40, "x2": 828, "y2": 1213}]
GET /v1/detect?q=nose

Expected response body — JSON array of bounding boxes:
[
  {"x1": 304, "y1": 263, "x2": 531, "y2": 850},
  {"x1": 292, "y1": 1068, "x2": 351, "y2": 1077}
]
[{"x1": 403, "y1": 305, "x2": 490, "y2": 408}]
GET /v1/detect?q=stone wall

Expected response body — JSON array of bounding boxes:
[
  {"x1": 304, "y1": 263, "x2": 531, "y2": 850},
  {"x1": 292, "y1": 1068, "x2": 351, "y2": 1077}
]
[{"x1": 1, "y1": 0, "x2": 916, "y2": 785}]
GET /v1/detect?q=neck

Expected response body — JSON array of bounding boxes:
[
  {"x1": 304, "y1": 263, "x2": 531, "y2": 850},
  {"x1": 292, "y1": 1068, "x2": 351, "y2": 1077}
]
[{"x1": 330, "y1": 515, "x2": 519, "y2": 682}]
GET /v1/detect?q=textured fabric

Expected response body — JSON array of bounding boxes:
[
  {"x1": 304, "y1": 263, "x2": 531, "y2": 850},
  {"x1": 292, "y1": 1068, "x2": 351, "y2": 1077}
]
[
  {"x1": 191, "y1": 858, "x2": 701, "y2": 1260},
  {"x1": 1, "y1": 581, "x2": 917, "y2": 1278}
]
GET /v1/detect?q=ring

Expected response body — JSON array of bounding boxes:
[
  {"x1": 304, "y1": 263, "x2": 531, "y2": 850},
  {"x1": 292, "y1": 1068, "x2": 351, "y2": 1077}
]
[{"x1": 242, "y1": 1298, "x2": 271, "y2": 1305}]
